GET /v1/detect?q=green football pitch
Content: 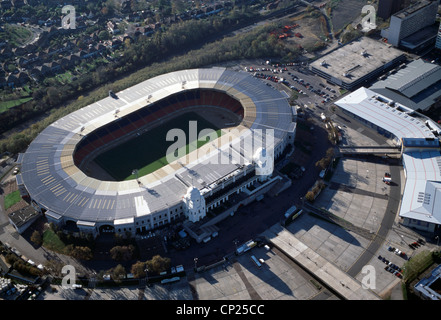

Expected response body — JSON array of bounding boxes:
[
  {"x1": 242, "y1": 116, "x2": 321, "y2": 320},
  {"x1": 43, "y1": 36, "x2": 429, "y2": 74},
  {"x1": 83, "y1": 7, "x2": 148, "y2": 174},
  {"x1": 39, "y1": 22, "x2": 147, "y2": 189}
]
[{"x1": 94, "y1": 112, "x2": 222, "y2": 181}]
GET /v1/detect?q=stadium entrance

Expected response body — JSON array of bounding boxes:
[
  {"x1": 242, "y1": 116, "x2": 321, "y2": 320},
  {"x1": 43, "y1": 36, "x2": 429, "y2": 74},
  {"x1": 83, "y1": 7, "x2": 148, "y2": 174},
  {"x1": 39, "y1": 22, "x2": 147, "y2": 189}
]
[{"x1": 99, "y1": 225, "x2": 115, "y2": 234}]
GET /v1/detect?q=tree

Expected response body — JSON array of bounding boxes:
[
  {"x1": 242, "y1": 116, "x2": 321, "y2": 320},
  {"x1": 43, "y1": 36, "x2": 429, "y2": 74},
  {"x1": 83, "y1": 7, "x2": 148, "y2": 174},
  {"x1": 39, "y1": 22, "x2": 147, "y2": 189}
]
[
  {"x1": 30, "y1": 230, "x2": 42, "y2": 246},
  {"x1": 131, "y1": 261, "x2": 147, "y2": 278},
  {"x1": 72, "y1": 246, "x2": 93, "y2": 260},
  {"x1": 146, "y1": 255, "x2": 170, "y2": 274},
  {"x1": 112, "y1": 264, "x2": 126, "y2": 280},
  {"x1": 98, "y1": 30, "x2": 110, "y2": 41},
  {"x1": 110, "y1": 245, "x2": 135, "y2": 261},
  {"x1": 305, "y1": 191, "x2": 315, "y2": 202}
]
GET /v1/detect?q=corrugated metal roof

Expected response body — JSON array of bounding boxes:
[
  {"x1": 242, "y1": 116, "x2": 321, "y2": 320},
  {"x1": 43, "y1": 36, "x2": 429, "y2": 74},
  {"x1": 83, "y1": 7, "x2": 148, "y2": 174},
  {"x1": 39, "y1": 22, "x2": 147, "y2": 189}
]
[{"x1": 370, "y1": 59, "x2": 441, "y2": 111}]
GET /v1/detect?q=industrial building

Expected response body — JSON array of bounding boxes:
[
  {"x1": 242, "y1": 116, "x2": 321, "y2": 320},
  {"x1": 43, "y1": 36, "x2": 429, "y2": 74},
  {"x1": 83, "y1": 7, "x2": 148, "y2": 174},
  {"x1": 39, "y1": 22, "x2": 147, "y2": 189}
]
[
  {"x1": 335, "y1": 87, "x2": 441, "y2": 234},
  {"x1": 370, "y1": 59, "x2": 441, "y2": 112},
  {"x1": 309, "y1": 37, "x2": 406, "y2": 91}
]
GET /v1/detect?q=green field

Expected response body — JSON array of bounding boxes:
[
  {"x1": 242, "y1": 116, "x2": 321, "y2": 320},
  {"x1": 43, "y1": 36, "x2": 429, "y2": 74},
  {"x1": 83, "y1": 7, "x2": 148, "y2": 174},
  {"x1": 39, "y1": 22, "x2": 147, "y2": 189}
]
[
  {"x1": 94, "y1": 112, "x2": 222, "y2": 181},
  {"x1": 4, "y1": 190, "x2": 21, "y2": 210},
  {"x1": 0, "y1": 97, "x2": 33, "y2": 114}
]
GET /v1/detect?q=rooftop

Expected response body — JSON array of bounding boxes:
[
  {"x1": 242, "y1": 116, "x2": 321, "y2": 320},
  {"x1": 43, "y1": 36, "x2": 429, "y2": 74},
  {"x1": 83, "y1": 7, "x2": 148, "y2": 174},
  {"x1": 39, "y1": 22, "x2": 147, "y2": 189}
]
[
  {"x1": 335, "y1": 87, "x2": 436, "y2": 140},
  {"x1": 335, "y1": 87, "x2": 441, "y2": 226},
  {"x1": 394, "y1": 0, "x2": 435, "y2": 19},
  {"x1": 8, "y1": 206, "x2": 39, "y2": 229},
  {"x1": 310, "y1": 37, "x2": 405, "y2": 85},
  {"x1": 370, "y1": 59, "x2": 441, "y2": 111}
]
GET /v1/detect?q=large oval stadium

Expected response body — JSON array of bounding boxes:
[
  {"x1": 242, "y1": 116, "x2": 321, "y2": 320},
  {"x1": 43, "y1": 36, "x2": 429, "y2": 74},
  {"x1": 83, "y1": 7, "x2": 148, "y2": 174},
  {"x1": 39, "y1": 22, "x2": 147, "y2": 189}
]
[{"x1": 16, "y1": 68, "x2": 296, "y2": 237}]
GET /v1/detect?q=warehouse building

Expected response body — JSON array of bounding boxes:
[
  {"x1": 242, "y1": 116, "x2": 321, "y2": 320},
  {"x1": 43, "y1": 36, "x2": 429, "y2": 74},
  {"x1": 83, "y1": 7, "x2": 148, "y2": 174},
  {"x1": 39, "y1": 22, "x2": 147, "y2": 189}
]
[
  {"x1": 370, "y1": 59, "x2": 441, "y2": 112},
  {"x1": 310, "y1": 37, "x2": 406, "y2": 91},
  {"x1": 335, "y1": 87, "x2": 441, "y2": 234}
]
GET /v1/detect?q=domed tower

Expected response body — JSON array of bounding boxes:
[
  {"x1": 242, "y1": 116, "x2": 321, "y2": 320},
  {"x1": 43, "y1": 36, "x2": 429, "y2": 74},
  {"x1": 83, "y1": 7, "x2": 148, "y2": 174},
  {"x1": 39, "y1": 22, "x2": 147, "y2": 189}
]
[
  {"x1": 253, "y1": 147, "x2": 274, "y2": 181},
  {"x1": 183, "y1": 186, "x2": 206, "y2": 223}
]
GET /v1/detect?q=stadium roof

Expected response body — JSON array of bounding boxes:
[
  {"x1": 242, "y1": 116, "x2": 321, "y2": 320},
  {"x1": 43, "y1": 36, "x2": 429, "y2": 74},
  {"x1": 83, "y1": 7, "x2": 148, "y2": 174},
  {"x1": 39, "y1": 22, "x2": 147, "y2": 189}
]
[{"x1": 19, "y1": 68, "x2": 294, "y2": 225}]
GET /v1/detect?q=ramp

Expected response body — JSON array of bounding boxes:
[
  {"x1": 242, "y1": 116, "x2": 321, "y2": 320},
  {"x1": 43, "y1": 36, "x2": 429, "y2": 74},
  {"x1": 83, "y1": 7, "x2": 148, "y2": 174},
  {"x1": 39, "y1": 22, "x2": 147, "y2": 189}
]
[{"x1": 262, "y1": 225, "x2": 381, "y2": 300}]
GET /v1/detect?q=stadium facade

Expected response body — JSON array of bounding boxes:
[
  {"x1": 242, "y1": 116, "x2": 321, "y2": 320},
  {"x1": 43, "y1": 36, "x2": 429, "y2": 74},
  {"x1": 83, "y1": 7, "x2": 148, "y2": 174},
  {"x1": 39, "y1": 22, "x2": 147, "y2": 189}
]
[{"x1": 16, "y1": 68, "x2": 296, "y2": 238}]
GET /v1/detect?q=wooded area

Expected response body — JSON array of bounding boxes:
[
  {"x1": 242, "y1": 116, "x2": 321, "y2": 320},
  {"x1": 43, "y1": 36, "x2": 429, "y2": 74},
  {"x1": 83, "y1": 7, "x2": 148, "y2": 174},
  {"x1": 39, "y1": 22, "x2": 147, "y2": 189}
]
[{"x1": 0, "y1": 9, "x2": 290, "y2": 155}]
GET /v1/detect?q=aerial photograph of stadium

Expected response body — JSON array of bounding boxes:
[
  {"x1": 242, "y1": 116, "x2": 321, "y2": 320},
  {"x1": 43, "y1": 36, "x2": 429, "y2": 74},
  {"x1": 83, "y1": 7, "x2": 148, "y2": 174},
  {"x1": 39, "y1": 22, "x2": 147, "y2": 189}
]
[{"x1": 0, "y1": 0, "x2": 441, "y2": 310}]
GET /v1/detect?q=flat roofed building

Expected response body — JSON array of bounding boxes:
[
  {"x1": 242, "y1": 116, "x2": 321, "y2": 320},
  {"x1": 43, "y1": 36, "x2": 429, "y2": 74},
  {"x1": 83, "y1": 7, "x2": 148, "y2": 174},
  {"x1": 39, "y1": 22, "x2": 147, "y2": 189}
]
[
  {"x1": 8, "y1": 206, "x2": 41, "y2": 234},
  {"x1": 414, "y1": 264, "x2": 441, "y2": 300},
  {"x1": 335, "y1": 87, "x2": 441, "y2": 233},
  {"x1": 309, "y1": 37, "x2": 406, "y2": 90},
  {"x1": 380, "y1": 0, "x2": 439, "y2": 48}
]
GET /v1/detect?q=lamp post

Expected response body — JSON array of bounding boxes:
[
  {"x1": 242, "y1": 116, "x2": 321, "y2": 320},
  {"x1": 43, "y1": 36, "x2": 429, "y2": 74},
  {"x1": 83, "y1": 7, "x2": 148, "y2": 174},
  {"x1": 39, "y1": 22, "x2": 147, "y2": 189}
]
[
  {"x1": 144, "y1": 267, "x2": 149, "y2": 287},
  {"x1": 194, "y1": 257, "x2": 198, "y2": 272},
  {"x1": 233, "y1": 239, "x2": 239, "y2": 253}
]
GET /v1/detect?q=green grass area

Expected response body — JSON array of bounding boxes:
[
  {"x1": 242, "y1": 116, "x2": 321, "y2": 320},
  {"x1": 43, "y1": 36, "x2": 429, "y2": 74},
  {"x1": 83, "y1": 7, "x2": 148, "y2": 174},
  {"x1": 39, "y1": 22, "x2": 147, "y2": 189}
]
[
  {"x1": 55, "y1": 71, "x2": 75, "y2": 84},
  {"x1": 4, "y1": 190, "x2": 21, "y2": 210},
  {"x1": 42, "y1": 228, "x2": 66, "y2": 253},
  {"x1": 94, "y1": 112, "x2": 222, "y2": 181},
  {"x1": 0, "y1": 24, "x2": 32, "y2": 47},
  {"x1": 0, "y1": 97, "x2": 33, "y2": 114},
  {"x1": 402, "y1": 250, "x2": 438, "y2": 283}
]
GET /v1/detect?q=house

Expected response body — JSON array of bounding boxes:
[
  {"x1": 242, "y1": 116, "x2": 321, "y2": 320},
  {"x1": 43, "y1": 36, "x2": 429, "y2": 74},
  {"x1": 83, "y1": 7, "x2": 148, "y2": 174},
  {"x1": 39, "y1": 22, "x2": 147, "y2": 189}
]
[
  {"x1": 45, "y1": 61, "x2": 61, "y2": 73},
  {"x1": 107, "y1": 21, "x2": 120, "y2": 34},
  {"x1": 108, "y1": 38, "x2": 122, "y2": 50},
  {"x1": 75, "y1": 50, "x2": 87, "y2": 60},
  {"x1": 29, "y1": 66, "x2": 42, "y2": 81},
  {"x1": 17, "y1": 57, "x2": 28, "y2": 67},
  {"x1": 8, "y1": 206, "x2": 41, "y2": 234},
  {"x1": 5, "y1": 74, "x2": 17, "y2": 87},
  {"x1": 37, "y1": 63, "x2": 51, "y2": 76},
  {"x1": 65, "y1": 54, "x2": 80, "y2": 66}
]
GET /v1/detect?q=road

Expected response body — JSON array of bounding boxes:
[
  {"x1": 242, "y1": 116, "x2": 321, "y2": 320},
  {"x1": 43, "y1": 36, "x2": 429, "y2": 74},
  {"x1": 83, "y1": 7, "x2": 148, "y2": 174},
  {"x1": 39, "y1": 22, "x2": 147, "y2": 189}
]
[{"x1": 346, "y1": 159, "x2": 402, "y2": 277}]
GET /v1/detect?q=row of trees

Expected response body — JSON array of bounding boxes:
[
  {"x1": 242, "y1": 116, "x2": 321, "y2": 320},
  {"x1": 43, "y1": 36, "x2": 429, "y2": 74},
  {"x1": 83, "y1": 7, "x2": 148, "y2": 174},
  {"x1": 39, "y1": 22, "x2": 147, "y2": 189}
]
[{"x1": 4, "y1": 253, "x2": 43, "y2": 277}]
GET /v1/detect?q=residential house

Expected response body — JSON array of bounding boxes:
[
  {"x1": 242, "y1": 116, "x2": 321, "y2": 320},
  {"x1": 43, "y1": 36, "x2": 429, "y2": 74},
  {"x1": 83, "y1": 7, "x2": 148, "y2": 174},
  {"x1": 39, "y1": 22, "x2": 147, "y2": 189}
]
[{"x1": 44, "y1": 61, "x2": 61, "y2": 73}]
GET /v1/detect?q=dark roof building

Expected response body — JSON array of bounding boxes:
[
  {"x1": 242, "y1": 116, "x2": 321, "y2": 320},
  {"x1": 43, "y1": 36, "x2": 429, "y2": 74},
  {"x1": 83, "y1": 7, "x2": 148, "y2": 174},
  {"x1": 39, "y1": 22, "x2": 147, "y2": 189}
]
[
  {"x1": 8, "y1": 206, "x2": 41, "y2": 234},
  {"x1": 370, "y1": 59, "x2": 441, "y2": 112}
]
